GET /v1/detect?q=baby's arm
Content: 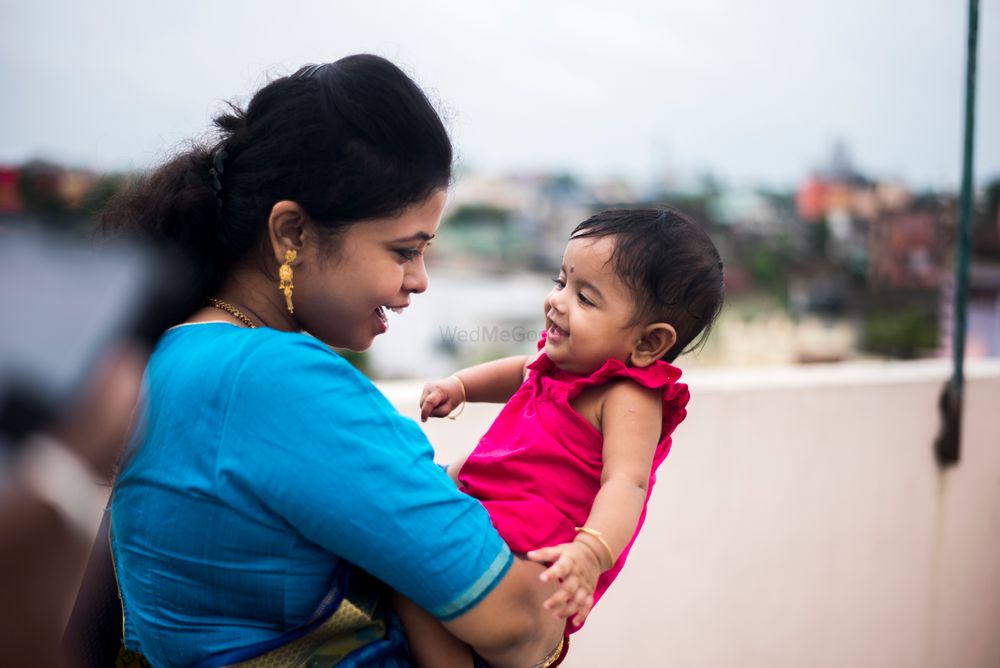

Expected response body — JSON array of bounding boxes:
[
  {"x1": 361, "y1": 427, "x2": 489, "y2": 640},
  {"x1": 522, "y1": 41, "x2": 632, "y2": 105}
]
[
  {"x1": 420, "y1": 355, "x2": 530, "y2": 422},
  {"x1": 527, "y1": 379, "x2": 662, "y2": 626}
]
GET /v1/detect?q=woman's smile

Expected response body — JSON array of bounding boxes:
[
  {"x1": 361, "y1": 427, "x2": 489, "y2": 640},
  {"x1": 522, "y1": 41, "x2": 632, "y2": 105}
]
[{"x1": 375, "y1": 303, "x2": 409, "y2": 333}]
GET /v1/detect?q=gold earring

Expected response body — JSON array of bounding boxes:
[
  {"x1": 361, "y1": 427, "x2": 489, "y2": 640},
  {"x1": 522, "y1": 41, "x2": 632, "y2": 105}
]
[{"x1": 279, "y1": 249, "x2": 296, "y2": 313}]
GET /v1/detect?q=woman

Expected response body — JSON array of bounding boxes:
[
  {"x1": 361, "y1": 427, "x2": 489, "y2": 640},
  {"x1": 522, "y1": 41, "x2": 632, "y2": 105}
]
[{"x1": 103, "y1": 55, "x2": 564, "y2": 667}]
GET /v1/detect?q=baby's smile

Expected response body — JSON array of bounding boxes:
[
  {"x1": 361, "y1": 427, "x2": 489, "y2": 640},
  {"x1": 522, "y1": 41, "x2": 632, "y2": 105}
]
[{"x1": 547, "y1": 320, "x2": 569, "y2": 342}]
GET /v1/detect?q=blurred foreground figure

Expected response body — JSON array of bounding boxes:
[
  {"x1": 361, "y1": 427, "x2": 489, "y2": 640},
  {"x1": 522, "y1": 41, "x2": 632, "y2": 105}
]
[{"x1": 0, "y1": 229, "x2": 193, "y2": 666}]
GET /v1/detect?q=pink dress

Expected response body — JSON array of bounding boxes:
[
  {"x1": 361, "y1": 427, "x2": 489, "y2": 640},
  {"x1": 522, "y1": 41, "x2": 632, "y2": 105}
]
[{"x1": 457, "y1": 336, "x2": 690, "y2": 633}]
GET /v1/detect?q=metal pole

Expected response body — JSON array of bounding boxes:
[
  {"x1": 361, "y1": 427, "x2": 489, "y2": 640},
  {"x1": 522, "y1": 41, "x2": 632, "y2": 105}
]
[{"x1": 935, "y1": 0, "x2": 979, "y2": 465}]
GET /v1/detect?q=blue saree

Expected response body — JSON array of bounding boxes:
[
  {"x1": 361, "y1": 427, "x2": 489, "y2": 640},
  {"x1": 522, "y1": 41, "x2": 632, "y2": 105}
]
[{"x1": 111, "y1": 323, "x2": 511, "y2": 667}]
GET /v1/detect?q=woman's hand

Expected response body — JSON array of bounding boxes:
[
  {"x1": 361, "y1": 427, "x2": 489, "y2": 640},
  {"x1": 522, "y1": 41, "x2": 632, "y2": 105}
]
[
  {"x1": 526, "y1": 539, "x2": 605, "y2": 627},
  {"x1": 419, "y1": 376, "x2": 465, "y2": 422}
]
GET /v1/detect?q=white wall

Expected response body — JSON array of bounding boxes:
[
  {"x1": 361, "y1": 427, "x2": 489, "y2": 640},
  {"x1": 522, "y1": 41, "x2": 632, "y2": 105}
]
[{"x1": 380, "y1": 359, "x2": 1000, "y2": 668}]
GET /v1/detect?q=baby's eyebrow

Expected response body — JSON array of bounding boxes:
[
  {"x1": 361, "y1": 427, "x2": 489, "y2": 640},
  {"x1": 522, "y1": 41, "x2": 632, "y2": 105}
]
[
  {"x1": 576, "y1": 278, "x2": 605, "y2": 302},
  {"x1": 559, "y1": 264, "x2": 607, "y2": 301},
  {"x1": 560, "y1": 264, "x2": 604, "y2": 300}
]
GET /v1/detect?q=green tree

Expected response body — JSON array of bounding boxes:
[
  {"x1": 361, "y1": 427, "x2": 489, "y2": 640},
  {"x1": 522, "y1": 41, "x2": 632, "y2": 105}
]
[{"x1": 445, "y1": 204, "x2": 511, "y2": 227}]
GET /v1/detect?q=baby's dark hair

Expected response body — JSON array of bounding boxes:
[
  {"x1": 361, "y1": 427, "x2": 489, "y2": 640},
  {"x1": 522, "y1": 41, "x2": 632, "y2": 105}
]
[{"x1": 571, "y1": 207, "x2": 724, "y2": 362}]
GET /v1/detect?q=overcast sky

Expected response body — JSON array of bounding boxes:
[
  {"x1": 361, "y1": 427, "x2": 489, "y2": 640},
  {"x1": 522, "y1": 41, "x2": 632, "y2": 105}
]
[{"x1": 2, "y1": 0, "x2": 997, "y2": 190}]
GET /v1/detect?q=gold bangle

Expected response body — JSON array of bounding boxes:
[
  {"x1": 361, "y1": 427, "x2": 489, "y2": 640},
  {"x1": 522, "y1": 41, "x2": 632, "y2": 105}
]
[
  {"x1": 531, "y1": 635, "x2": 567, "y2": 668},
  {"x1": 447, "y1": 374, "x2": 467, "y2": 420},
  {"x1": 574, "y1": 526, "x2": 615, "y2": 570}
]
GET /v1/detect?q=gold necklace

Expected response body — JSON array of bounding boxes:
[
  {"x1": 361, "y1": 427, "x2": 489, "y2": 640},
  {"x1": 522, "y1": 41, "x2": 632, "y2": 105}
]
[{"x1": 207, "y1": 298, "x2": 257, "y2": 328}]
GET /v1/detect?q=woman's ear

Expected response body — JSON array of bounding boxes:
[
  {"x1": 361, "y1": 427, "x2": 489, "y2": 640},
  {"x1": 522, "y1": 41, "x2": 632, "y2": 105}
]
[
  {"x1": 629, "y1": 323, "x2": 677, "y2": 368},
  {"x1": 267, "y1": 200, "x2": 309, "y2": 264}
]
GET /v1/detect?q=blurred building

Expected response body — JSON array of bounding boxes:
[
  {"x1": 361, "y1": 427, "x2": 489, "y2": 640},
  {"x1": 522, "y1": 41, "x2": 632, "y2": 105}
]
[
  {"x1": 710, "y1": 189, "x2": 796, "y2": 236},
  {"x1": 795, "y1": 141, "x2": 879, "y2": 224},
  {"x1": 440, "y1": 172, "x2": 595, "y2": 272},
  {"x1": 868, "y1": 198, "x2": 954, "y2": 290},
  {"x1": 0, "y1": 166, "x2": 26, "y2": 213},
  {"x1": 940, "y1": 265, "x2": 1000, "y2": 358},
  {"x1": 0, "y1": 161, "x2": 102, "y2": 232}
]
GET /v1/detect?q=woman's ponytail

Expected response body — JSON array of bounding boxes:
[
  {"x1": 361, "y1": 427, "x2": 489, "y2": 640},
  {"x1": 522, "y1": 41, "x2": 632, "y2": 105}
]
[{"x1": 98, "y1": 146, "x2": 229, "y2": 297}]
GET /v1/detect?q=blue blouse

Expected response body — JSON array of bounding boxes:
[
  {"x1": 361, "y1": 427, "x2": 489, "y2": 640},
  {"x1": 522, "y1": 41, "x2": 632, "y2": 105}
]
[{"x1": 111, "y1": 323, "x2": 511, "y2": 667}]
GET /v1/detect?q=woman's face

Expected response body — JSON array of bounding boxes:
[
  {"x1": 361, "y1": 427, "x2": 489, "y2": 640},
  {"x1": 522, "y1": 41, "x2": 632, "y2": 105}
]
[{"x1": 294, "y1": 190, "x2": 446, "y2": 351}]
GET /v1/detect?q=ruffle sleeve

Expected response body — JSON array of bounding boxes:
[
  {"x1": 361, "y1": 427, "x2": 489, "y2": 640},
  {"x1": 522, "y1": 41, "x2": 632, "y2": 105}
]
[
  {"x1": 527, "y1": 328, "x2": 690, "y2": 437},
  {"x1": 563, "y1": 357, "x2": 689, "y2": 439}
]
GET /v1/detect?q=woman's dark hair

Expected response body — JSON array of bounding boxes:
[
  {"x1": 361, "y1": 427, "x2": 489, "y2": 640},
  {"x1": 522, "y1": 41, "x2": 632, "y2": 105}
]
[
  {"x1": 99, "y1": 55, "x2": 453, "y2": 298},
  {"x1": 571, "y1": 207, "x2": 725, "y2": 362}
]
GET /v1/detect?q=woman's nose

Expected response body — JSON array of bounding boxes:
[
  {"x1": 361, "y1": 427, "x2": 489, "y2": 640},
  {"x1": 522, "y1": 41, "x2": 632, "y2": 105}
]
[{"x1": 404, "y1": 257, "x2": 429, "y2": 294}]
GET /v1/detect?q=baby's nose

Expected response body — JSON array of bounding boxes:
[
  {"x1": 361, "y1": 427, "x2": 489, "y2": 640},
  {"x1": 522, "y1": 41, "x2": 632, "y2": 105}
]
[{"x1": 547, "y1": 288, "x2": 567, "y2": 312}]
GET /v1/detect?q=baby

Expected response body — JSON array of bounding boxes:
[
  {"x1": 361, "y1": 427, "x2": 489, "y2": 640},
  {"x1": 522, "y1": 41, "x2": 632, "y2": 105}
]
[{"x1": 404, "y1": 207, "x2": 724, "y2": 667}]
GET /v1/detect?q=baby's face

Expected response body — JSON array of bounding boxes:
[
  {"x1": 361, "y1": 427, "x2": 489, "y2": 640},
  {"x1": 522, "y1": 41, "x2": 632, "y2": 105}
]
[{"x1": 543, "y1": 235, "x2": 647, "y2": 375}]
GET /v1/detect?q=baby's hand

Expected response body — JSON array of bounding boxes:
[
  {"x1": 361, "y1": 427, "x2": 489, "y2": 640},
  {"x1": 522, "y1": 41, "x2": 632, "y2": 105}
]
[
  {"x1": 526, "y1": 540, "x2": 604, "y2": 626},
  {"x1": 419, "y1": 376, "x2": 464, "y2": 422}
]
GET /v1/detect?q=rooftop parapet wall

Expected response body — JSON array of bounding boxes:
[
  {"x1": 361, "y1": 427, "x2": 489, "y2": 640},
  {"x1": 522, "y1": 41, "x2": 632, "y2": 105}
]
[{"x1": 380, "y1": 359, "x2": 1000, "y2": 668}]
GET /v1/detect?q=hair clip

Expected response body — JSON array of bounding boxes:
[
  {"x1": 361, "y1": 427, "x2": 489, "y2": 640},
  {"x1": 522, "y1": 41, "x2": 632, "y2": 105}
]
[
  {"x1": 209, "y1": 148, "x2": 228, "y2": 210},
  {"x1": 298, "y1": 63, "x2": 329, "y2": 79}
]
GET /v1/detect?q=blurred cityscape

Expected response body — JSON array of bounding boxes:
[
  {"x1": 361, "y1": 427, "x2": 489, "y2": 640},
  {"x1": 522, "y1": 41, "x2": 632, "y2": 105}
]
[{"x1": 2, "y1": 143, "x2": 999, "y2": 379}]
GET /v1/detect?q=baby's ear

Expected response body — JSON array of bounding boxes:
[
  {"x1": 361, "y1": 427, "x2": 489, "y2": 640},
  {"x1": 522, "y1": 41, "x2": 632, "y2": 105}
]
[{"x1": 629, "y1": 323, "x2": 677, "y2": 368}]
